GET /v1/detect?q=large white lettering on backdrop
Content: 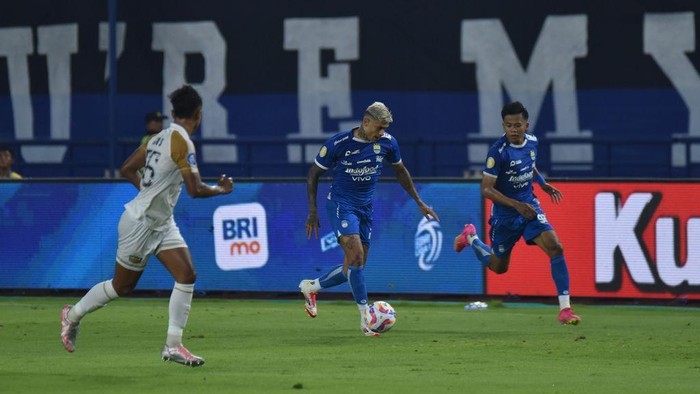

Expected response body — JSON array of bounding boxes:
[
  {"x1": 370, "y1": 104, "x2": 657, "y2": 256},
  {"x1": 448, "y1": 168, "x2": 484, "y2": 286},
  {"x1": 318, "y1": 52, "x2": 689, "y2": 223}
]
[
  {"x1": 153, "y1": 22, "x2": 234, "y2": 163},
  {"x1": 98, "y1": 22, "x2": 126, "y2": 81},
  {"x1": 461, "y1": 15, "x2": 592, "y2": 172},
  {"x1": 284, "y1": 17, "x2": 360, "y2": 163},
  {"x1": 0, "y1": 25, "x2": 77, "y2": 163},
  {"x1": 644, "y1": 12, "x2": 700, "y2": 167},
  {"x1": 2, "y1": 12, "x2": 699, "y2": 170}
]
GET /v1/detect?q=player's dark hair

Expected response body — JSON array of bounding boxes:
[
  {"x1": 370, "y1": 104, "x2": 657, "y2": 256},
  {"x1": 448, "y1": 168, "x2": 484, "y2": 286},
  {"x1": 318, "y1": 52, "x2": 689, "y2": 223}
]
[
  {"x1": 0, "y1": 145, "x2": 14, "y2": 158},
  {"x1": 168, "y1": 85, "x2": 203, "y2": 119},
  {"x1": 501, "y1": 101, "x2": 529, "y2": 120}
]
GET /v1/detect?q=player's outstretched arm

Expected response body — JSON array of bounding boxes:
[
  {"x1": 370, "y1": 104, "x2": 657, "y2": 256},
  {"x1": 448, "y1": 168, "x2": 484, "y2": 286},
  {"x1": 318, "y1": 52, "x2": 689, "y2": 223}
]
[
  {"x1": 392, "y1": 162, "x2": 439, "y2": 221},
  {"x1": 182, "y1": 171, "x2": 233, "y2": 198},
  {"x1": 120, "y1": 146, "x2": 146, "y2": 190},
  {"x1": 306, "y1": 164, "x2": 325, "y2": 239},
  {"x1": 533, "y1": 168, "x2": 562, "y2": 204}
]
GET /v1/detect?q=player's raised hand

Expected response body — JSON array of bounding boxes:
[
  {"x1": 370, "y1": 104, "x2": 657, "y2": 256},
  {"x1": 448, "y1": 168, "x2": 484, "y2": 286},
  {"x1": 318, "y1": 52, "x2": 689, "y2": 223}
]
[
  {"x1": 217, "y1": 174, "x2": 234, "y2": 194},
  {"x1": 540, "y1": 183, "x2": 562, "y2": 204},
  {"x1": 306, "y1": 211, "x2": 320, "y2": 239}
]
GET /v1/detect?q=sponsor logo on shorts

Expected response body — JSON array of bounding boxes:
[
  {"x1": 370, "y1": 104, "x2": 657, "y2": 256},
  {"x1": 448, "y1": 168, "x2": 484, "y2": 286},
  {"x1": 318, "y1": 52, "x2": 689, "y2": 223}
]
[
  {"x1": 341, "y1": 220, "x2": 349, "y2": 228},
  {"x1": 128, "y1": 255, "x2": 143, "y2": 265},
  {"x1": 213, "y1": 203, "x2": 269, "y2": 271}
]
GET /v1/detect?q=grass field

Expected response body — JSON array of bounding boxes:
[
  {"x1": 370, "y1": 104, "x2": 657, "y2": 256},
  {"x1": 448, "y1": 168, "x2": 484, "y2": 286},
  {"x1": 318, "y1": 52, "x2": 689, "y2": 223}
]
[{"x1": 1, "y1": 297, "x2": 698, "y2": 393}]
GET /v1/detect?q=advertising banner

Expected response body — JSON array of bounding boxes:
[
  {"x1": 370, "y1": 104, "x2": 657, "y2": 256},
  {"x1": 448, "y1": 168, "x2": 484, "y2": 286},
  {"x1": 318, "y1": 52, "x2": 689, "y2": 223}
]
[
  {"x1": 0, "y1": 180, "x2": 483, "y2": 294},
  {"x1": 484, "y1": 182, "x2": 700, "y2": 300}
]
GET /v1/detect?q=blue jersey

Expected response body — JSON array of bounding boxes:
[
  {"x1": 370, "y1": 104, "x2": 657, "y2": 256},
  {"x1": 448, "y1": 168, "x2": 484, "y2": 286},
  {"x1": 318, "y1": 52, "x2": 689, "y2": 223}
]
[
  {"x1": 483, "y1": 134, "x2": 540, "y2": 218},
  {"x1": 314, "y1": 129, "x2": 402, "y2": 206}
]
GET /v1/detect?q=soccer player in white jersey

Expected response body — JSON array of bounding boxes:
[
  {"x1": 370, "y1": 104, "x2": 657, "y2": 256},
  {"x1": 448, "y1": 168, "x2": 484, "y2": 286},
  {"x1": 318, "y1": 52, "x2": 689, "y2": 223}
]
[
  {"x1": 300, "y1": 102, "x2": 439, "y2": 336},
  {"x1": 60, "y1": 85, "x2": 234, "y2": 366},
  {"x1": 454, "y1": 101, "x2": 580, "y2": 325}
]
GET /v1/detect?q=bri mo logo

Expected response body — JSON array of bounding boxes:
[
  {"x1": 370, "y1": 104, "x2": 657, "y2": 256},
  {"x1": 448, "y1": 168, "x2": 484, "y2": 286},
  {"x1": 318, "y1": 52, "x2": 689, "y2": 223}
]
[{"x1": 213, "y1": 203, "x2": 269, "y2": 271}]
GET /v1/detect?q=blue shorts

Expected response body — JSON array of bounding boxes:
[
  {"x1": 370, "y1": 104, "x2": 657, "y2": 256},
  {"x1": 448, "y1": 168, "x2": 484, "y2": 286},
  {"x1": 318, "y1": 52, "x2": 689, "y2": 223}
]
[
  {"x1": 488, "y1": 203, "x2": 553, "y2": 257},
  {"x1": 326, "y1": 199, "x2": 373, "y2": 245}
]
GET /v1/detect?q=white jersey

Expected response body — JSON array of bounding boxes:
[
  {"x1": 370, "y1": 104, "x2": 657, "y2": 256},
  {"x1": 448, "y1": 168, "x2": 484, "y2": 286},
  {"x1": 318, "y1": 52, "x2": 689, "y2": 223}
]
[{"x1": 124, "y1": 123, "x2": 199, "y2": 231}]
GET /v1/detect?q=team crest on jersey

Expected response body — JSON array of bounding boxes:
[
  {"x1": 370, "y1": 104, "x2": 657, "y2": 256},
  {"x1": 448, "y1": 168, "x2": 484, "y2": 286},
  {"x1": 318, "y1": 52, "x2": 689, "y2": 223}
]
[
  {"x1": 486, "y1": 157, "x2": 495, "y2": 169},
  {"x1": 319, "y1": 146, "x2": 327, "y2": 157},
  {"x1": 530, "y1": 150, "x2": 535, "y2": 160},
  {"x1": 373, "y1": 144, "x2": 381, "y2": 154},
  {"x1": 187, "y1": 153, "x2": 197, "y2": 166}
]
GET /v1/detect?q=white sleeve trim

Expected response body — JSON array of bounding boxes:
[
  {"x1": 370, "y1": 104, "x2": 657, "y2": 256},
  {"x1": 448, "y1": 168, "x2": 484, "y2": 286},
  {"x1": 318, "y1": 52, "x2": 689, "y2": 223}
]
[
  {"x1": 391, "y1": 159, "x2": 402, "y2": 165},
  {"x1": 482, "y1": 171, "x2": 498, "y2": 178},
  {"x1": 314, "y1": 159, "x2": 329, "y2": 170}
]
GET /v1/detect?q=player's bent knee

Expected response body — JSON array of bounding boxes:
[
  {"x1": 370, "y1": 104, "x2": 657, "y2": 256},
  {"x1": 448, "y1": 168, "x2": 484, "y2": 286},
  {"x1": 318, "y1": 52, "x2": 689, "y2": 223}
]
[
  {"x1": 491, "y1": 266, "x2": 509, "y2": 275},
  {"x1": 346, "y1": 255, "x2": 364, "y2": 267},
  {"x1": 175, "y1": 271, "x2": 197, "y2": 284},
  {"x1": 548, "y1": 243, "x2": 564, "y2": 257}
]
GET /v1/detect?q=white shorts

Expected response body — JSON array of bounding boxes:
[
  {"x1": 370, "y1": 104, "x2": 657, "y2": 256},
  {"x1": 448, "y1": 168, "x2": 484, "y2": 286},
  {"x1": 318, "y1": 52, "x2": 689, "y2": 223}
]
[{"x1": 116, "y1": 211, "x2": 187, "y2": 271}]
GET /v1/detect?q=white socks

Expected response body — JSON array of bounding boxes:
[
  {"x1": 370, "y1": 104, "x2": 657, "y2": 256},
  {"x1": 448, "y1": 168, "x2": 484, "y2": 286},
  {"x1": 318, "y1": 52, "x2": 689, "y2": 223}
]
[
  {"x1": 166, "y1": 282, "x2": 194, "y2": 347},
  {"x1": 558, "y1": 295, "x2": 571, "y2": 310},
  {"x1": 69, "y1": 280, "x2": 118, "y2": 322}
]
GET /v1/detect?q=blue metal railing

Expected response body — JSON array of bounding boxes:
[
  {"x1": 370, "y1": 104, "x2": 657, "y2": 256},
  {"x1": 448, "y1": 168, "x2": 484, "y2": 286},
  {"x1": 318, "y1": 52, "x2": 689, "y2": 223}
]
[{"x1": 2, "y1": 136, "x2": 699, "y2": 178}]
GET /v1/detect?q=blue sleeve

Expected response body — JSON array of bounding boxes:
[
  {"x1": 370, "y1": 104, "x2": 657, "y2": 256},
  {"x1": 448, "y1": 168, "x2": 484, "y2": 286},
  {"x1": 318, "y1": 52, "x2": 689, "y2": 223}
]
[
  {"x1": 483, "y1": 146, "x2": 503, "y2": 178},
  {"x1": 387, "y1": 135, "x2": 402, "y2": 164},
  {"x1": 314, "y1": 139, "x2": 337, "y2": 170}
]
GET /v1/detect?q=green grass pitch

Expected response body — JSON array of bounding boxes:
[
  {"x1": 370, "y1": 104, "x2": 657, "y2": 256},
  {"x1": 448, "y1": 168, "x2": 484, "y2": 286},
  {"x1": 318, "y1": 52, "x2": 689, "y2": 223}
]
[{"x1": 1, "y1": 297, "x2": 698, "y2": 393}]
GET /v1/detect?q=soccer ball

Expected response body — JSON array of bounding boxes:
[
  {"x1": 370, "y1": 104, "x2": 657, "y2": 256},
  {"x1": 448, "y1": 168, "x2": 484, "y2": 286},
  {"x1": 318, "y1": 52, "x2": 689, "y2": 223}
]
[{"x1": 366, "y1": 301, "x2": 397, "y2": 333}]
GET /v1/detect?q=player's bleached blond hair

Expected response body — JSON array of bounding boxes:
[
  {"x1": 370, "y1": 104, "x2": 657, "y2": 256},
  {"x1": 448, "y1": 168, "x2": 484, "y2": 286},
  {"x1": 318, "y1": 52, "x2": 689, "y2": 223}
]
[{"x1": 364, "y1": 102, "x2": 393, "y2": 124}]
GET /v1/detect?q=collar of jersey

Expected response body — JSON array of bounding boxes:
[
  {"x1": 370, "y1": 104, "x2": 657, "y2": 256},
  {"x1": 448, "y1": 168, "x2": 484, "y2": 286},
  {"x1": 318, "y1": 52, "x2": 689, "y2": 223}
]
[
  {"x1": 352, "y1": 136, "x2": 372, "y2": 143},
  {"x1": 509, "y1": 139, "x2": 527, "y2": 148},
  {"x1": 169, "y1": 122, "x2": 188, "y2": 135}
]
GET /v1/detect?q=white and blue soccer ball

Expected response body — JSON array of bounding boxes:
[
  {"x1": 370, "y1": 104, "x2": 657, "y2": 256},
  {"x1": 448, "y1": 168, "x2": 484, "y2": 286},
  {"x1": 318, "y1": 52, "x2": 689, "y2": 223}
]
[{"x1": 366, "y1": 301, "x2": 397, "y2": 333}]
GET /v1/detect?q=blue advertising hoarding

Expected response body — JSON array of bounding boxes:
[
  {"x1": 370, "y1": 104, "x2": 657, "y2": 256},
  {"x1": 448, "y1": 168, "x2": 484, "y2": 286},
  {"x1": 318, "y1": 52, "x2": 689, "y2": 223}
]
[{"x1": 0, "y1": 180, "x2": 483, "y2": 294}]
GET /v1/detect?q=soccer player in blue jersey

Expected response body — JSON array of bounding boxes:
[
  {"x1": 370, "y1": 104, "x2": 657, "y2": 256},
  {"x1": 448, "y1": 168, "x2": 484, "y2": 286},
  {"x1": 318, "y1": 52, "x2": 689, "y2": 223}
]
[
  {"x1": 454, "y1": 101, "x2": 581, "y2": 325},
  {"x1": 299, "y1": 101, "x2": 439, "y2": 336}
]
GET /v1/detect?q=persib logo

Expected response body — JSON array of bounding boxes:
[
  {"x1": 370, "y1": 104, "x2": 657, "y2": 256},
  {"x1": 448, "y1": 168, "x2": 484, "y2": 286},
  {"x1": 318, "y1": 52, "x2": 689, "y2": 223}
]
[{"x1": 213, "y1": 203, "x2": 269, "y2": 271}]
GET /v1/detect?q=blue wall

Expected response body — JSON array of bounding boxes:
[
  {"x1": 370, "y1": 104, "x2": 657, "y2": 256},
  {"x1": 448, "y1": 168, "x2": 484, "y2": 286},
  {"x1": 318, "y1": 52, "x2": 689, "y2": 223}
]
[{"x1": 1, "y1": 0, "x2": 699, "y2": 177}]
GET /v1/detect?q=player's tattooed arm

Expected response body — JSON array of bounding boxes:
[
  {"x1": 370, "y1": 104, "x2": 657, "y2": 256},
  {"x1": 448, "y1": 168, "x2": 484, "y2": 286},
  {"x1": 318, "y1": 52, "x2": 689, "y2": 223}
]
[
  {"x1": 392, "y1": 162, "x2": 440, "y2": 221},
  {"x1": 305, "y1": 164, "x2": 326, "y2": 239}
]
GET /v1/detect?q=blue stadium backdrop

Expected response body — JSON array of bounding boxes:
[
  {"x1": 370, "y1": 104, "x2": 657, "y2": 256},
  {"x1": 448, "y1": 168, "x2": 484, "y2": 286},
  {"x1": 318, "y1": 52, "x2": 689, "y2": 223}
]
[
  {"x1": 0, "y1": 180, "x2": 483, "y2": 294},
  {"x1": 1, "y1": 0, "x2": 700, "y2": 177}
]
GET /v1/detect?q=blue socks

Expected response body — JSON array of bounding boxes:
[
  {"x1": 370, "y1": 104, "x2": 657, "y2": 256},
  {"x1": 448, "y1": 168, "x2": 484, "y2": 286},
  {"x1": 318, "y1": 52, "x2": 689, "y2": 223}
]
[
  {"x1": 318, "y1": 264, "x2": 347, "y2": 288},
  {"x1": 550, "y1": 255, "x2": 570, "y2": 295},
  {"x1": 347, "y1": 265, "x2": 369, "y2": 306},
  {"x1": 470, "y1": 238, "x2": 493, "y2": 267}
]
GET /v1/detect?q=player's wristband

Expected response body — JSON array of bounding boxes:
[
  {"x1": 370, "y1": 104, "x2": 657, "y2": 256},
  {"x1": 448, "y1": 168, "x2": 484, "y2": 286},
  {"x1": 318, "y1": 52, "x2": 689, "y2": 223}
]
[{"x1": 534, "y1": 173, "x2": 546, "y2": 185}]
